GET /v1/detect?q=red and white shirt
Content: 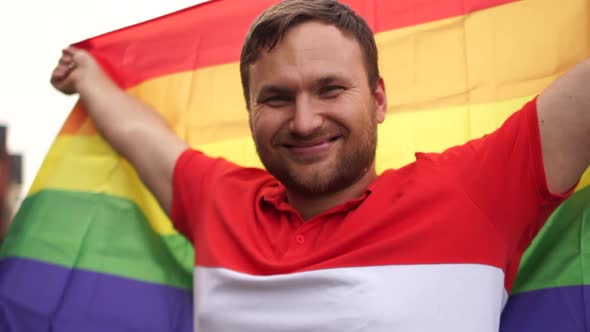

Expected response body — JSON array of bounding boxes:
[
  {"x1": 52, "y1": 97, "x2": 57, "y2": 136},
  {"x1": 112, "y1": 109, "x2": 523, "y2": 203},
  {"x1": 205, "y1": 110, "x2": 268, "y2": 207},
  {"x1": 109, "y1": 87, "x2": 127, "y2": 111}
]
[{"x1": 171, "y1": 98, "x2": 569, "y2": 331}]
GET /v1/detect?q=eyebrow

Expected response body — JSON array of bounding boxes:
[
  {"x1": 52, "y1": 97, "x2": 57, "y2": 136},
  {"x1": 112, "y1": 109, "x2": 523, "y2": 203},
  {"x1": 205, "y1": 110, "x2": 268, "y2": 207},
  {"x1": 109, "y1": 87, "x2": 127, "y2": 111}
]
[
  {"x1": 313, "y1": 75, "x2": 342, "y2": 89},
  {"x1": 256, "y1": 75, "x2": 347, "y2": 99},
  {"x1": 256, "y1": 85, "x2": 293, "y2": 99}
]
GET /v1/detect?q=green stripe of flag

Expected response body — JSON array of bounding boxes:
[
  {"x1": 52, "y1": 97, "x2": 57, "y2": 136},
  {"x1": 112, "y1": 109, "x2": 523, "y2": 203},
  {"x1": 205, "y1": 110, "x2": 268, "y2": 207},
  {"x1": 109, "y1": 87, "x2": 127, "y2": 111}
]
[
  {"x1": 5, "y1": 186, "x2": 586, "y2": 293},
  {"x1": 0, "y1": 189, "x2": 193, "y2": 290},
  {"x1": 511, "y1": 186, "x2": 590, "y2": 294}
]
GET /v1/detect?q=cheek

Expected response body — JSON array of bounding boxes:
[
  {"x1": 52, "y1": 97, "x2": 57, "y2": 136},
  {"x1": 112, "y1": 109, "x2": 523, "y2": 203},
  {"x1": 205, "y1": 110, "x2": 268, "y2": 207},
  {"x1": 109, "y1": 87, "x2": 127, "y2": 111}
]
[
  {"x1": 328, "y1": 93, "x2": 373, "y2": 126},
  {"x1": 250, "y1": 110, "x2": 284, "y2": 143}
]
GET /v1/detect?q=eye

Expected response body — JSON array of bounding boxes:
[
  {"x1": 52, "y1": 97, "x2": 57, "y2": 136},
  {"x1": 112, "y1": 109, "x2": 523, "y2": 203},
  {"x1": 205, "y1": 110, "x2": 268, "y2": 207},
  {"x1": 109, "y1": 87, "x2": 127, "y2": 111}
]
[
  {"x1": 319, "y1": 85, "x2": 345, "y2": 98},
  {"x1": 261, "y1": 95, "x2": 292, "y2": 107}
]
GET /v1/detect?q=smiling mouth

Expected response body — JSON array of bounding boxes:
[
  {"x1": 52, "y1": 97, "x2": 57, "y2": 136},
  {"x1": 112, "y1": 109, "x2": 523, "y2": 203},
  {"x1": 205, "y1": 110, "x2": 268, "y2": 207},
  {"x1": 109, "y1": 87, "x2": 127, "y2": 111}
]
[
  {"x1": 283, "y1": 136, "x2": 340, "y2": 149},
  {"x1": 281, "y1": 136, "x2": 341, "y2": 158}
]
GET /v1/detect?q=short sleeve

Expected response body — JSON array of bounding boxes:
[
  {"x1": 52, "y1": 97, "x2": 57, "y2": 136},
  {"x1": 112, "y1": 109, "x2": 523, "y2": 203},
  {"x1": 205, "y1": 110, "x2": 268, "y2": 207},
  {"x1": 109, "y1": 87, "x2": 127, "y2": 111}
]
[
  {"x1": 170, "y1": 149, "x2": 240, "y2": 242},
  {"x1": 427, "y1": 97, "x2": 571, "y2": 256}
]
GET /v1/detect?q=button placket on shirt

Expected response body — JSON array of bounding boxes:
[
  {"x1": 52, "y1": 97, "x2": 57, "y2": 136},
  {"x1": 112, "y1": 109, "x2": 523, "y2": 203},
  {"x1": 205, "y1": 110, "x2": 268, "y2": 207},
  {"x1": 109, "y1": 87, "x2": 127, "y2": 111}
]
[{"x1": 295, "y1": 234, "x2": 305, "y2": 244}]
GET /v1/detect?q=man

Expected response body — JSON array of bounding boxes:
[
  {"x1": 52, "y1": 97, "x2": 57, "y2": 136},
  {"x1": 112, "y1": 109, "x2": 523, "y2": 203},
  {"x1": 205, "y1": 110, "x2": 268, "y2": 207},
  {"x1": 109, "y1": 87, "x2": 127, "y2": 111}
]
[{"x1": 50, "y1": 0, "x2": 589, "y2": 331}]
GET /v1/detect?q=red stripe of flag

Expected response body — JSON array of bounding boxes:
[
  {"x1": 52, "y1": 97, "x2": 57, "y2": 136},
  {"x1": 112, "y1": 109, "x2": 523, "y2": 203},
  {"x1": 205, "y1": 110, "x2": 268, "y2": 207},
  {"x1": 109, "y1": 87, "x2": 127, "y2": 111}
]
[{"x1": 76, "y1": 0, "x2": 517, "y2": 89}]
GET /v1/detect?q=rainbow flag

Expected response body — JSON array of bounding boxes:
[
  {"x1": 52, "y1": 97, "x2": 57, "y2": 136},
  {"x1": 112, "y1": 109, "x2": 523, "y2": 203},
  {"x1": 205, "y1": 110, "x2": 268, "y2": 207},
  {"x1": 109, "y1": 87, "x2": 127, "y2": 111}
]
[{"x1": 1, "y1": 0, "x2": 589, "y2": 330}]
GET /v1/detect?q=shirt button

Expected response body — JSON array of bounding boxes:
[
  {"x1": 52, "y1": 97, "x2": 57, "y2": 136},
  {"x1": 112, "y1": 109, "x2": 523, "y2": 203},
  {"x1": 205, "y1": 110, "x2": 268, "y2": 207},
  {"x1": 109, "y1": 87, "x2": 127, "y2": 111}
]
[{"x1": 295, "y1": 235, "x2": 305, "y2": 244}]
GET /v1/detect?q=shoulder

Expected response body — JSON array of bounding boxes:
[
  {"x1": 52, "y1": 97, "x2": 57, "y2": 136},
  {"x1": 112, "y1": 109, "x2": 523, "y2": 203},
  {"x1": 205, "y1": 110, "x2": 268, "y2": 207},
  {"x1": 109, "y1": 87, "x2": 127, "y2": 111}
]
[{"x1": 175, "y1": 148, "x2": 271, "y2": 180}]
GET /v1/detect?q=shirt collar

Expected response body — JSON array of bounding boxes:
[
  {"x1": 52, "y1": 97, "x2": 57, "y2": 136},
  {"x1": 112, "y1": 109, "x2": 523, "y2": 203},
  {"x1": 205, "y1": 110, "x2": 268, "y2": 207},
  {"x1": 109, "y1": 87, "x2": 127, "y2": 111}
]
[{"x1": 260, "y1": 179, "x2": 376, "y2": 215}]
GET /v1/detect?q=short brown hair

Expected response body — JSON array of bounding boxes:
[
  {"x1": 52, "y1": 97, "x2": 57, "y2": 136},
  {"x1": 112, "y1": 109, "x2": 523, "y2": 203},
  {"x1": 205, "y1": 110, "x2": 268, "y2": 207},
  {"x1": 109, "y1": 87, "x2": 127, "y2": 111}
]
[{"x1": 240, "y1": 0, "x2": 380, "y2": 109}]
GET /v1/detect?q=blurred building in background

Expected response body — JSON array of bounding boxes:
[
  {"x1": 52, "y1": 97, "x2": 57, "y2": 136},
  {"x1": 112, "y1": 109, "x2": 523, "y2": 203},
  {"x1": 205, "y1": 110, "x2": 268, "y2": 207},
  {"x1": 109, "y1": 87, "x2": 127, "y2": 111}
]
[{"x1": 0, "y1": 125, "x2": 23, "y2": 244}]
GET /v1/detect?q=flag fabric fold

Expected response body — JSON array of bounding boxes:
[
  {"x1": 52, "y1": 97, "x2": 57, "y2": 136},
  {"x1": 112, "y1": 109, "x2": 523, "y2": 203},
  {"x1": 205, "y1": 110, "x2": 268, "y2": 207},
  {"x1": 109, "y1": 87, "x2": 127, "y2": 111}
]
[{"x1": 1, "y1": 0, "x2": 589, "y2": 330}]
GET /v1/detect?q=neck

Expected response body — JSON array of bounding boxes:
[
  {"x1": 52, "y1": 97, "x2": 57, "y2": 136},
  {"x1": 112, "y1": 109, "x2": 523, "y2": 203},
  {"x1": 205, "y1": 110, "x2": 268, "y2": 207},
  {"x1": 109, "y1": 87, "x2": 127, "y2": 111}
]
[{"x1": 286, "y1": 167, "x2": 378, "y2": 221}]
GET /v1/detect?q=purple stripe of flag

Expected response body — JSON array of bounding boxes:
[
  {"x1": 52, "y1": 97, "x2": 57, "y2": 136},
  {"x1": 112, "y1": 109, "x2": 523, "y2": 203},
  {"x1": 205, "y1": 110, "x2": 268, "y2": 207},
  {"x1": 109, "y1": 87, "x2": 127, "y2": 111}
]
[
  {"x1": 0, "y1": 257, "x2": 192, "y2": 331},
  {"x1": 501, "y1": 285, "x2": 590, "y2": 331}
]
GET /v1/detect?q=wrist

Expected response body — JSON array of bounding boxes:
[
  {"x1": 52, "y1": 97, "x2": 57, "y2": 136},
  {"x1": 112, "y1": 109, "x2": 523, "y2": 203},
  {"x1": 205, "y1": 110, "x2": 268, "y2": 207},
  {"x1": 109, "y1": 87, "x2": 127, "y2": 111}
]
[{"x1": 76, "y1": 70, "x2": 118, "y2": 97}]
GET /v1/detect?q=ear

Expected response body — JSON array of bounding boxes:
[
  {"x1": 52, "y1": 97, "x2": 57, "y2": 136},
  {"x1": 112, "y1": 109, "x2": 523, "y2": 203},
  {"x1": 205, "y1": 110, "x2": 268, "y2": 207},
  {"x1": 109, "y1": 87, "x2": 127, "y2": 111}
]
[{"x1": 373, "y1": 77, "x2": 387, "y2": 123}]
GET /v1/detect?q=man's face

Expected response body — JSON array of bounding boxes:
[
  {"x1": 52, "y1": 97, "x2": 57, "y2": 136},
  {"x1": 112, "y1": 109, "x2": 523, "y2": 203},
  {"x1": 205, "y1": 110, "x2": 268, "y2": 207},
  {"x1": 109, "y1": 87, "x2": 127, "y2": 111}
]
[{"x1": 248, "y1": 21, "x2": 387, "y2": 195}]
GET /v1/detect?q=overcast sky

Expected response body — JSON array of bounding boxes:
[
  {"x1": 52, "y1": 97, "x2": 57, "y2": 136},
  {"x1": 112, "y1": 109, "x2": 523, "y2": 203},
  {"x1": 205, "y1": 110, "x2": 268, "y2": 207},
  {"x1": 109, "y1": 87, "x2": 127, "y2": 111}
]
[{"x1": 0, "y1": 0, "x2": 209, "y2": 201}]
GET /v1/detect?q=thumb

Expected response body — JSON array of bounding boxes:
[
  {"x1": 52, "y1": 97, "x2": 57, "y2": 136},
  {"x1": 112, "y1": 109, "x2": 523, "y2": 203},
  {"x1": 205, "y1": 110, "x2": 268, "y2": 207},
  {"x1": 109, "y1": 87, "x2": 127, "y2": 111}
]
[{"x1": 63, "y1": 46, "x2": 93, "y2": 69}]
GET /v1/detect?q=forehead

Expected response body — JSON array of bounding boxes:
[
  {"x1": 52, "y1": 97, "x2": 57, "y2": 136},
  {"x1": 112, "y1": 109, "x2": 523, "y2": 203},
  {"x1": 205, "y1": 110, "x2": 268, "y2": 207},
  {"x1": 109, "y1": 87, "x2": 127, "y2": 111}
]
[{"x1": 249, "y1": 21, "x2": 366, "y2": 93}]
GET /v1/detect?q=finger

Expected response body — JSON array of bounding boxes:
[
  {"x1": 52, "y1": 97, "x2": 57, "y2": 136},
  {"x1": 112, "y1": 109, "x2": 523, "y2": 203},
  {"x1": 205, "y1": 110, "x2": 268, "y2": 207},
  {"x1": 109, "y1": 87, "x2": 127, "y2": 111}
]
[
  {"x1": 57, "y1": 61, "x2": 72, "y2": 72},
  {"x1": 64, "y1": 60, "x2": 76, "y2": 70},
  {"x1": 58, "y1": 57, "x2": 74, "y2": 69},
  {"x1": 62, "y1": 46, "x2": 79, "y2": 57},
  {"x1": 59, "y1": 53, "x2": 73, "y2": 64},
  {"x1": 58, "y1": 49, "x2": 77, "y2": 72},
  {"x1": 57, "y1": 52, "x2": 77, "y2": 72},
  {"x1": 52, "y1": 62, "x2": 75, "y2": 79},
  {"x1": 63, "y1": 46, "x2": 86, "y2": 64},
  {"x1": 51, "y1": 65, "x2": 68, "y2": 81}
]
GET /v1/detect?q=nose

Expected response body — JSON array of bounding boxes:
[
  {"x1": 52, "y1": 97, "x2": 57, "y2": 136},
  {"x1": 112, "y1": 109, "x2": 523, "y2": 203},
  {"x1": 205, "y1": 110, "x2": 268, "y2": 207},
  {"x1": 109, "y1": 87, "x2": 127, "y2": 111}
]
[{"x1": 289, "y1": 95, "x2": 323, "y2": 137}]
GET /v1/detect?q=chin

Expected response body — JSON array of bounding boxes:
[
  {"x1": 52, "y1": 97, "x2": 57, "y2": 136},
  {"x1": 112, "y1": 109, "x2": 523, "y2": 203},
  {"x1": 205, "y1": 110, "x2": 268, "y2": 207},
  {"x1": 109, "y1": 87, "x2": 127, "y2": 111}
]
[
  {"x1": 283, "y1": 166, "x2": 355, "y2": 195},
  {"x1": 261, "y1": 144, "x2": 375, "y2": 195}
]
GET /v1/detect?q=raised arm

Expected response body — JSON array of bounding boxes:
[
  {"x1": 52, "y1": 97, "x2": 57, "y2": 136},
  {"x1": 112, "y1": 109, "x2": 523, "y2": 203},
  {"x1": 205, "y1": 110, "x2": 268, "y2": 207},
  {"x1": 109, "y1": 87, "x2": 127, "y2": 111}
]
[
  {"x1": 537, "y1": 58, "x2": 590, "y2": 195},
  {"x1": 51, "y1": 46, "x2": 188, "y2": 214}
]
